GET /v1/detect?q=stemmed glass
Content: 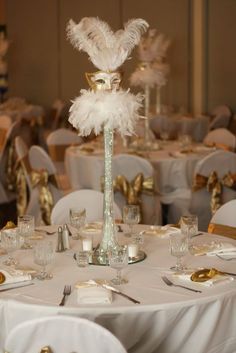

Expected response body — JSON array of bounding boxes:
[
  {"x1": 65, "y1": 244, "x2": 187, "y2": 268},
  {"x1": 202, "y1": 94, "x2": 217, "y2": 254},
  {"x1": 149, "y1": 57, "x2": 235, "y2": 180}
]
[
  {"x1": 122, "y1": 205, "x2": 140, "y2": 238},
  {"x1": 108, "y1": 246, "x2": 129, "y2": 285},
  {"x1": 1, "y1": 228, "x2": 24, "y2": 267},
  {"x1": 169, "y1": 231, "x2": 188, "y2": 273},
  {"x1": 69, "y1": 208, "x2": 86, "y2": 240},
  {"x1": 17, "y1": 215, "x2": 35, "y2": 249},
  {"x1": 34, "y1": 241, "x2": 55, "y2": 280},
  {"x1": 180, "y1": 215, "x2": 198, "y2": 254}
]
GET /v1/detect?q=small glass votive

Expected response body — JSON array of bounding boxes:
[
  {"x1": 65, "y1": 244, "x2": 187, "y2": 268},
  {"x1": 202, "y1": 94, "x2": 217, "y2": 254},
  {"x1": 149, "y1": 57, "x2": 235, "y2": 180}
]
[
  {"x1": 128, "y1": 243, "x2": 139, "y2": 258},
  {"x1": 75, "y1": 251, "x2": 89, "y2": 267},
  {"x1": 17, "y1": 215, "x2": 35, "y2": 249}
]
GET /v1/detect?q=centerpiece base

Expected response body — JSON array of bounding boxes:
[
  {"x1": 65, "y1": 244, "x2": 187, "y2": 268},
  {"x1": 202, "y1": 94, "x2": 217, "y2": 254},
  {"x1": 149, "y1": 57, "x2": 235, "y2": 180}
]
[{"x1": 89, "y1": 249, "x2": 147, "y2": 266}]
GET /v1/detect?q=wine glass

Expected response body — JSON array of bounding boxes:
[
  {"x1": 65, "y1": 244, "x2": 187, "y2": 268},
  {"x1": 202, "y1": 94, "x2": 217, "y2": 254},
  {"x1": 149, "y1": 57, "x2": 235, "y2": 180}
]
[
  {"x1": 108, "y1": 246, "x2": 129, "y2": 285},
  {"x1": 34, "y1": 241, "x2": 55, "y2": 280},
  {"x1": 169, "y1": 231, "x2": 188, "y2": 272},
  {"x1": 17, "y1": 215, "x2": 35, "y2": 249},
  {"x1": 69, "y1": 208, "x2": 86, "y2": 240},
  {"x1": 122, "y1": 205, "x2": 140, "y2": 238},
  {"x1": 180, "y1": 215, "x2": 198, "y2": 254},
  {"x1": 1, "y1": 228, "x2": 24, "y2": 267}
]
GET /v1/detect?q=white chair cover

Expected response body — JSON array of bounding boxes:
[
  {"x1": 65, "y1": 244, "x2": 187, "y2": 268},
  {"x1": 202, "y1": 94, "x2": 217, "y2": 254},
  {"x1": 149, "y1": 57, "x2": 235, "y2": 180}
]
[
  {"x1": 51, "y1": 189, "x2": 122, "y2": 224},
  {"x1": 4, "y1": 315, "x2": 127, "y2": 353},
  {"x1": 210, "y1": 199, "x2": 236, "y2": 228},
  {"x1": 203, "y1": 128, "x2": 236, "y2": 150},
  {"x1": 168, "y1": 150, "x2": 236, "y2": 231},
  {"x1": 113, "y1": 154, "x2": 162, "y2": 225},
  {"x1": 28, "y1": 146, "x2": 63, "y2": 225},
  {"x1": 209, "y1": 105, "x2": 232, "y2": 130}
]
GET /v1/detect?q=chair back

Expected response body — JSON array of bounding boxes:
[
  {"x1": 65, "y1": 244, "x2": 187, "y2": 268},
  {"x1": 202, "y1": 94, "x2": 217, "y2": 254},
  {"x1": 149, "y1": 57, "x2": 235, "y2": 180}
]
[
  {"x1": 210, "y1": 199, "x2": 236, "y2": 227},
  {"x1": 190, "y1": 150, "x2": 236, "y2": 231},
  {"x1": 4, "y1": 315, "x2": 127, "y2": 353},
  {"x1": 209, "y1": 105, "x2": 232, "y2": 130},
  {"x1": 51, "y1": 189, "x2": 122, "y2": 224},
  {"x1": 0, "y1": 114, "x2": 12, "y2": 129},
  {"x1": 203, "y1": 128, "x2": 236, "y2": 150}
]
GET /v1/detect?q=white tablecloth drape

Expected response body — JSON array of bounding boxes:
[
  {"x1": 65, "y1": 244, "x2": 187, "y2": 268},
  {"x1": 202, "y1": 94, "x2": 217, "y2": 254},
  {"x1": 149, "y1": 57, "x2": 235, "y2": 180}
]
[{"x1": 0, "y1": 227, "x2": 236, "y2": 353}]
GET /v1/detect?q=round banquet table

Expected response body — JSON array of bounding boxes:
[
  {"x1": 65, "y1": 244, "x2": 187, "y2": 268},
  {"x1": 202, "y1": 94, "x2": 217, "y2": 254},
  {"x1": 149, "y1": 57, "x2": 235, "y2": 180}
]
[
  {"x1": 65, "y1": 140, "x2": 215, "y2": 205},
  {"x1": 0, "y1": 225, "x2": 236, "y2": 353}
]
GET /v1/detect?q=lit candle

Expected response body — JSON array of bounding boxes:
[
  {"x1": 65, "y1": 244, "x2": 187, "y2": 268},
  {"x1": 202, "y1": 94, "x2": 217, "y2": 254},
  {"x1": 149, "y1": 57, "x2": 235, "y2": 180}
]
[
  {"x1": 128, "y1": 243, "x2": 139, "y2": 258},
  {"x1": 82, "y1": 238, "x2": 93, "y2": 251}
]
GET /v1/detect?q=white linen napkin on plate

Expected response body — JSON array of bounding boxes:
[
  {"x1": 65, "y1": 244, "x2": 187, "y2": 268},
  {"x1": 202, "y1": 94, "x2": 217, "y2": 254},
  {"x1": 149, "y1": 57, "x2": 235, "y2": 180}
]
[
  {"x1": 172, "y1": 271, "x2": 234, "y2": 287},
  {"x1": 142, "y1": 225, "x2": 179, "y2": 238},
  {"x1": 193, "y1": 242, "x2": 236, "y2": 256},
  {"x1": 0, "y1": 268, "x2": 32, "y2": 289},
  {"x1": 75, "y1": 280, "x2": 112, "y2": 304}
]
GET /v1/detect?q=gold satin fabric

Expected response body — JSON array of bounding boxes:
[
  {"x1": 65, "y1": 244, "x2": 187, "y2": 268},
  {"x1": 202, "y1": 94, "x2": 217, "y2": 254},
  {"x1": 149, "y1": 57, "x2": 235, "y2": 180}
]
[
  {"x1": 192, "y1": 171, "x2": 236, "y2": 214},
  {"x1": 5, "y1": 141, "x2": 17, "y2": 192},
  {"x1": 0, "y1": 128, "x2": 7, "y2": 152},
  {"x1": 208, "y1": 223, "x2": 236, "y2": 240}
]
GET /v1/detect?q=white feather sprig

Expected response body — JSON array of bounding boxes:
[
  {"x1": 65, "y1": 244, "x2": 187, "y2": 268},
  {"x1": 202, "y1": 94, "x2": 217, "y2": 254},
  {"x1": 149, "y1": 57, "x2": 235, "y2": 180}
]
[
  {"x1": 130, "y1": 66, "x2": 157, "y2": 88},
  {"x1": 67, "y1": 17, "x2": 149, "y2": 71},
  {"x1": 69, "y1": 90, "x2": 143, "y2": 136}
]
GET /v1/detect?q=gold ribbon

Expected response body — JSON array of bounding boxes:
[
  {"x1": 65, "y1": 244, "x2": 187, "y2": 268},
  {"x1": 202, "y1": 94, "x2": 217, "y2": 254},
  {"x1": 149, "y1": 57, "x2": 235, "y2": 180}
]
[
  {"x1": 0, "y1": 128, "x2": 7, "y2": 152},
  {"x1": 15, "y1": 161, "x2": 28, "y2": 217},
  {"x1": 5, "y1": 141, "x2": 17, "y2": 192},
  {"x1": 30, "y1": 169, "x2": 57, "y2": 225},
  {"x1": 208, "y1": 223, "x2": 236, "y2": 240},
  {"x1": 192, "y1": 171, "x2": 236, "y2": 214},
  {"x1": 205, "y1": 142, "x2": 231, "y2": 151}
]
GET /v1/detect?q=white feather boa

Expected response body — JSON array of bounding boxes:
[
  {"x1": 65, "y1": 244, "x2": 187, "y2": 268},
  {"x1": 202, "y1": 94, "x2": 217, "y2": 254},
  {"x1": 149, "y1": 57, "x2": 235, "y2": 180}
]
[{"x1": 69, "y1": 89, "x2": 143, "y2": 136}]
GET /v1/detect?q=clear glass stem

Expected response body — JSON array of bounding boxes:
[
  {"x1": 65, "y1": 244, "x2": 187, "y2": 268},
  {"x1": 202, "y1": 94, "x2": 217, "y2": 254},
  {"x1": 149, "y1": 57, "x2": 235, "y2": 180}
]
[
  {"x1": 116, "y1": 269, "x2": 122, "y2": 284},
  {"x1": 176, "y1": 256, "x2": 183, "y2": 270},
  {"x1": 144, "y1": 85, "x2": 150, "y2": 145}
]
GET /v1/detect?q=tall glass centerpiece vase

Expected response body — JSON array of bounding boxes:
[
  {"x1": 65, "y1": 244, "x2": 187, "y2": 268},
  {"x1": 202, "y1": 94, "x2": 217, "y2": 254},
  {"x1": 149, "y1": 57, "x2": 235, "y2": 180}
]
[{"x1": 67, "y1": 16, "x2": 148, "y2": 264}]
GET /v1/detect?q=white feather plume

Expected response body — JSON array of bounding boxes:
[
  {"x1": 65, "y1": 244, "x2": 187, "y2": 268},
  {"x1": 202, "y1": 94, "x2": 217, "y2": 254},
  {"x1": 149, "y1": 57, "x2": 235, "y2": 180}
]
[
  {"x1": 67, "y1": 17, "x2": 149, "y2": 71},
  {"x1": 69, "y1": 90, "x2": 143, "y2": 136},
  {"x1": 130, "y1": 66, "x2": 157, "y2": 88}
]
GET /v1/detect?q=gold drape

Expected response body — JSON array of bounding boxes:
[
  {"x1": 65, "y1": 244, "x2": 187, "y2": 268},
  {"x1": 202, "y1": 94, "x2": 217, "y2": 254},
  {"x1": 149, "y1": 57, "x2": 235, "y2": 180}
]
[
  {"x1": 0, "y1": 128, "x2": 7, "y2": 152},
  {"x1": 15, "y1": 162, "x2": 28, "y2": 216},
  {"x1": 192, "y1": 171, "x2": 236, "y2": 214},
  {"x1": 5, "y1": 141, "x2": 17, "y2": 192},
  {"x1": 208, "y1": 223, "x2": 236, "y2": 240}
]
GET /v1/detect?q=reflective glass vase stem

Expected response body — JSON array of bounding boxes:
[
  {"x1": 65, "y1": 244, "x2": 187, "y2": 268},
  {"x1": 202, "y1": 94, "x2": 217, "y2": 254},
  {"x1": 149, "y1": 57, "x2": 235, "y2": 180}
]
[
  {"x1": 156, "y1": 85, "x2": 161, "y2": 115},
  {"x1": 99, "y1": 125, "x2": 118, "y2": 255},
  {"x1": 144, "y1": 84, "x2": 150, "y2": 145}
]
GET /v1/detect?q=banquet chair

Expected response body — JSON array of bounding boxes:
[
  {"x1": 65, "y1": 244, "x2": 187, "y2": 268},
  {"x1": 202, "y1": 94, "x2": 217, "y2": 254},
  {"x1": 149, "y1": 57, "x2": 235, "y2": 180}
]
[
  {"x1": 168, "y1": 150, "x2": 236, "y2": 231},
  {"x1": 51, "y1": 99, "x2": 65, "y2": 129},
  {"x1": 0, "y1": 114, "x2": 12, "y2": 129},
  {"x1": 113, "y1": 154, "x2": 162, "y2": 225},
  {"x1": 46, "y1": 128, "x2": 83, "y2": 190},
  {"x1": 4, "y1": 315, "x2": 127, "y2": 353},
  {"x1": 149, "y1": 115, "x2": 178, "y2": 140},
  {"x1": 28, "y1": 145, "x2": 63, "y2": 225},
  {"x1": 203, "y1": 128, "x2": 236, "y2": 151},
  {"x1": 51, "y1": 189, "x2": 122, "y2": 224},
  {"x1": 209, "y1": 105, "x2": 232, "y2": 130},
  {"x1": 208, "y1": 199, "x2": 236, "y2": 239}
]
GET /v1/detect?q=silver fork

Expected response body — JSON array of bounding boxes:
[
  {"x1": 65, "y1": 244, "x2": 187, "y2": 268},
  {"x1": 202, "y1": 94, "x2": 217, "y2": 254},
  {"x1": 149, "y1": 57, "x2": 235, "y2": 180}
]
[
  {"x1": 59, "y1": 285, "x2": 71, "y2": 306},
  {"x1": 162, "y1": 276, "x2": 202, "y2": 293}
]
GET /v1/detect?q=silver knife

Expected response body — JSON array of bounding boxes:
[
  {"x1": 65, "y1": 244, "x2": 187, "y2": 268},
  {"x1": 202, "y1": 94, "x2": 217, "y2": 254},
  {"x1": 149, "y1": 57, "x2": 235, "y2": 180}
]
[
  {"x1": 102, "y1": 284, "x2": 140, "y2": 304},
  {"x1": 0, "y1": 282, "x2": 34, "y2": 292}
]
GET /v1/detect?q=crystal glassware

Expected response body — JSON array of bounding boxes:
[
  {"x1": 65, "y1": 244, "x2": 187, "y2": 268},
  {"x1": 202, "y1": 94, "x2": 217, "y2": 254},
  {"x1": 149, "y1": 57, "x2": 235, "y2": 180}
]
[
  {"x1": 33, "y1": 241, "x2": 55, "y2": 280},
  {"x1": 122, "y1": 205, "x2": 140, "y2": 238},
  {"x1": 180, "y1": 215, "x2": 198, "y2": 253},
  {"x1": 69, "y1": 208, "x2": 86, "y2": 240},
  {"x1": 108, "y1": 246, "x2": 129, "y2": 285},
  {"x1": 1, "y1": 228, "x2": 24, "y2": 267},
  {"x1": 169, "y1": 231, "x2": 188, "y2": 272},
  {"x1": 17, "y1": 215, "x2": 35, "y2": 249}
]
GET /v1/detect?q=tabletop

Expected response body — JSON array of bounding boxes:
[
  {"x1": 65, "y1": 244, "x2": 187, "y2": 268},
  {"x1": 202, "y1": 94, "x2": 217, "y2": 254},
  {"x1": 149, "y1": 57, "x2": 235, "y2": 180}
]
[{"x1": 0, "y1": 224, "x2": 236, "y2": 353}]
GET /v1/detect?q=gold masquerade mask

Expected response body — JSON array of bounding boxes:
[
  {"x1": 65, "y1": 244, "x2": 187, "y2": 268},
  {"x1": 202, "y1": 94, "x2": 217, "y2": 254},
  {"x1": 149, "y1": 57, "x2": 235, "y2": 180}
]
[{"x1": 86, "y1": 71, "x2": 122, "y2": 91}]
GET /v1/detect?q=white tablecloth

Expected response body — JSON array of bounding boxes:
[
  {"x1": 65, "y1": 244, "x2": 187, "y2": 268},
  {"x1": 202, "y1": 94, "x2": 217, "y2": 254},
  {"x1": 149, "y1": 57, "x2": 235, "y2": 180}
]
[
  {"x1": 65, "y1": 141, "x2": 211, "y2": 204},
  {"x1": 0, "y1": 226, "x2": 236, "y2": 353}
]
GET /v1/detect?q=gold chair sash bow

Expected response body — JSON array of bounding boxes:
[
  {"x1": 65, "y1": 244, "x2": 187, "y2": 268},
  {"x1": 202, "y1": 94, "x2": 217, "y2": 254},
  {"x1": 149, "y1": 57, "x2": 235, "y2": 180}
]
[
  {"x1": 15, "y1": 160, "x2": 28, "y2": 217},
  {"x1": 30, "y1": 169, "x2": 57, "y2": 225},
  {"x1": 5, "y1": 141, "x2": 17, "y2": 192},
  {"x1": 192, "y1": 171, "x2": 236, "y2": 214},
  {"x1": 0, "y1": 128, "x2": 7, "y2": 152},
  {"x1": 208, "y1": 223, "x2": 236, "y2": 240}
]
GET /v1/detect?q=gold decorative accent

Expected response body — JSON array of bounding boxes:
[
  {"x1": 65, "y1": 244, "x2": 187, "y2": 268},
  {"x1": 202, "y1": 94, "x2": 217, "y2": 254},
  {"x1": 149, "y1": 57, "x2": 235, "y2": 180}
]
[
  {"x1": 192, "y1": 171, "x2": 236, "y2": 215},
  {"x1": 2, "y1": 221, "x2": 16, "y2": 229},
  {"x1": 85, "y1": 70, "x2": 122, "y2": 92},
  {"x1": 30, "y1": 170, "x2": 57, "y2": 225},
  {"x1": 5, "y1": 141, "x2": 17, "y2": 192},
  {"x1": 15, "y1": 162, "x2": 28, "y2": 216},
  {"x1": 205, "y1": 142, "x2": 231, "y2": 151},
  {"x1": 0, "y1": 128, "x2": 7, "y2": 152},
  {"x1": 190, "y1": 268, "x2": 227, "y2": 282},
  {"x1": 0, "y1": 272, "x2": 6, "y2": 284},
  {"x1": 208, "y1": 223, "x2": 236, "y2": 240},
  {"x1": 40, "y1": 346, "x2": 53, "y2": 353}
]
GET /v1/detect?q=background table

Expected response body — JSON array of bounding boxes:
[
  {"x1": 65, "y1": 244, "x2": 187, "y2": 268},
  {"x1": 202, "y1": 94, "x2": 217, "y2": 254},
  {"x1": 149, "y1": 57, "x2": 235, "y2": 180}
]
[{"x1": 0, "y1": 226, "x2": 236, "y2": 353}]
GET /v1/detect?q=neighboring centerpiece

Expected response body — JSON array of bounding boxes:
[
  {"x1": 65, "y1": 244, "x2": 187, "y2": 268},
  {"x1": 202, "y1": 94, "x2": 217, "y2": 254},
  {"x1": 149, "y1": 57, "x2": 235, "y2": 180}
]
[{"x1": 67, "y1": 17, "x2": 148, "y2": 264}]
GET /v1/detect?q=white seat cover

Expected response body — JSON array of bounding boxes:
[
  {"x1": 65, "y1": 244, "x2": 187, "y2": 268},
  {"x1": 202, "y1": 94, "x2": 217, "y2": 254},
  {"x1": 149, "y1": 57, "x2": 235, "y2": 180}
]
[
  {"x1": 204, "y1": 128, "x2": 236, "y2": 149},
  {"x1": 210, "y1": 199, "x2": 236, "y2": 227},
  {"x1": 51, "y1": 189, "x2": 122, "y2": 224},
  {"x1": 4, "y1": 315, "x2": 127, "y2": 353}
]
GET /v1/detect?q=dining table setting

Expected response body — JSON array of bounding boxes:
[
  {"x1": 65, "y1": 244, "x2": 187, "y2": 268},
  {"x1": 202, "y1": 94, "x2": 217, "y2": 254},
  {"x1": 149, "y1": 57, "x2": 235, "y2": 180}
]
[{"x1": 0, "y1": 219, "x2": 236, "y2": 353}]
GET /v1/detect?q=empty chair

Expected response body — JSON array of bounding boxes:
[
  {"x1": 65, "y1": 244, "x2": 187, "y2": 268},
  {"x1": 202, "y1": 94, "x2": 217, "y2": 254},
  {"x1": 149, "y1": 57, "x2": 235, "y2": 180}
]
[
  {"x1": 51, "y1": 189, "x2": 122, "y2": 224},
  {"x1": 168, "y1": 150, "x2": 236, "y2": 231},
  {"x1": 4, "y1": 315, "x2": 127, "y2": 353},
  {"x1": 209, "y1": 105, "x2": 232, "y2": 130},
  {"x1": 28, "y1": 145, "x2": 63, "y2": 225},
  {"x1": 208, "y1": 199, "x2": 236, "y2": 239},
  {"x1": 203, "y1": 128, "x2": 236, "y2": 151}
]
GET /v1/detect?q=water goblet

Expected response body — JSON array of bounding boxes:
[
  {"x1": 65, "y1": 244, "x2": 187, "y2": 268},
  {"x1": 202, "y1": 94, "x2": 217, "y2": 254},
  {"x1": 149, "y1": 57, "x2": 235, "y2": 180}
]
[
  {"x1": 69, "y1": 208, "x2": 86, "y2": 240},
  {"x1": 17, "y1": 215, "x2": 35, "y2": 249},
  {"x1": 1, "y1": 228, "x2": 24, "y2": 267},
  {"x1": 34, "y1": 241, "x2": 55, "y2": 280},
  {"x1": 108, "y1": 246, "x2": 129, "y2": 285},
  {"x1": 122, "y1": 205, "x2": 140, "y2": 238},
  {"x1": 169, "y1": 230, "x2": 189, "y2": 272},
  {"x1": 180, "y1": 215, "x2": 198, "y2": 253}
]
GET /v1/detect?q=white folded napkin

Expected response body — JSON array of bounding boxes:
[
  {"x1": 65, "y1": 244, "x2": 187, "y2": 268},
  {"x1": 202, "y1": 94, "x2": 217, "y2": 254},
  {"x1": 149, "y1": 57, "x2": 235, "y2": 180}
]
[
  {"x1": 142, "y1": 225, "x2": 179, "y2": 238},
  {"x1": 75, "y1": 280, "x2": 112, "y2": 304},
  {"x1": 173, "y1": 270, "x2": 234, "y2": 287},
  {"x1": 0, "y1": 268, "x2": 32, "y2": 288}
]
